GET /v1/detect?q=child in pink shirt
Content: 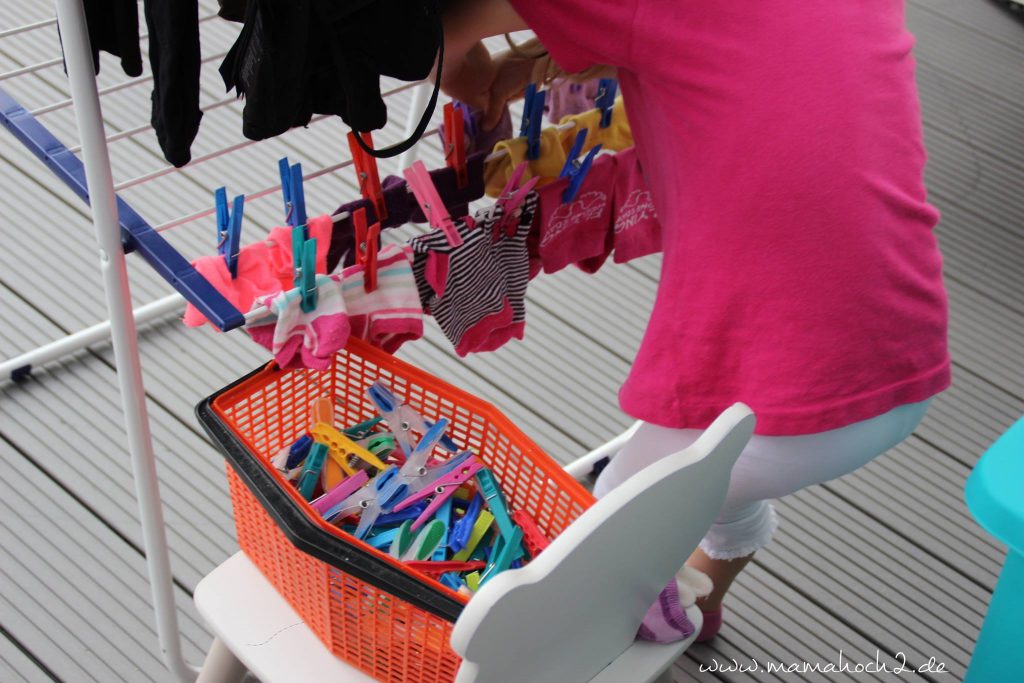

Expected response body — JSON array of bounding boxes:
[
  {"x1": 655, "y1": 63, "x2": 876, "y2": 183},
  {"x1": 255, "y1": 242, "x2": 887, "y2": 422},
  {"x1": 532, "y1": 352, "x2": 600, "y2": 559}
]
[{"x1": 442, "y1": 0, "x2": 950, "y2": 643}]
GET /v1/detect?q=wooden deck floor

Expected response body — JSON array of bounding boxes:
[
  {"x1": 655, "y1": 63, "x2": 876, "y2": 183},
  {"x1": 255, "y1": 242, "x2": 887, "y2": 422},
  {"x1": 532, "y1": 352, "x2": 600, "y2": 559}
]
[{"x1": 1, "y1": 2, "x2": 1022, "y2": 681}]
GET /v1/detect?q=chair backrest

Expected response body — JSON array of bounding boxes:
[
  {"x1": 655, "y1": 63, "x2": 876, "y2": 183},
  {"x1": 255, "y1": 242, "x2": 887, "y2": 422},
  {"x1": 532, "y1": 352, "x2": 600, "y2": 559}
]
[{"x1": 451, "y1": 404, "x2": 755, "y2": 683}]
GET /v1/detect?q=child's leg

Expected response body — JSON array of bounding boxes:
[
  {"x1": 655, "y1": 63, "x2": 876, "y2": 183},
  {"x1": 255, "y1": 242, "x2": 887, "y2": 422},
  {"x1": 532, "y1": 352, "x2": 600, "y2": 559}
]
[{"x1": 594, "y1": 399, "x2": 934, "y2": 613}]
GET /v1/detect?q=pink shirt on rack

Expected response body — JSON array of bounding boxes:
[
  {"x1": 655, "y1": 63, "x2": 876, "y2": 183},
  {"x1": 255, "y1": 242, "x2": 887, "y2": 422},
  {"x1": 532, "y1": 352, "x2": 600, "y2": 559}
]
[{"x1": 510, "y1": 0, "x2": 950, "y2": 434}]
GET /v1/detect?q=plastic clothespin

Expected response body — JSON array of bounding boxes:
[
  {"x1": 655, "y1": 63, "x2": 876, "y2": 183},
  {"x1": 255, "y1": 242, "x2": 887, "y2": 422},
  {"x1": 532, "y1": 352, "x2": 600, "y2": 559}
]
[
  {"x1": 491, "y1": 162, "x2": 540, "y2": 240},
  {"x1": 352, "y1": 207, "x2": 381, "y2": 293},
  {"x1": 449, "y1": 492, "x2": 484, "y2": 553},
  {"x1": 311, "y1": 422, "x2": 390, "y2": 476},
  {"x1": 366, "y1": 527, "x2": 400, "y2": 551},
  {"x1": 511, "y1": 509, "x2": 551, "y2": 559},
  {"x1": 390, "y1": 456, "x2": 483, "y2": 531},
  {"x1": 391, "y1": 518, "x2": 447, "y2": 561},
  {"x1": 324, "y1": 466, "x2": 409, "y2": 539},
  {"x1": 443, "y1": 102, "x2": 469, "y2": 189},
  {"x1": 277, "y1": 435, "x2": 313, "y2": 471},
  {"x1": 396, "y1": 418, "x2": 455, "y2": 490},
  {"x1": 520, "y1": 84, "x2": 546, "y2": 160},
  {"x1": 475, "y1": 469, "x2": 518, "y2": 540},
  {"x1": 342, "y1": 416, "x2": 384, "y2": 440},
  {"x1": 432, "y1": 497, "x2": 454, "y2": 561},
  {"x1": 480, "y1": 526, "x2": 525, "y2": 586},
  {"x1": 348, "y1": 131, "x2": 388, "y2": 223},
  {"x1": 310, "y1": 469, "x2": 369, "y2": 515},
  {"x1": 404, "y1": 161, "x2": 463, "y2": 247},
  {"x1": 561, "y1": 144, "x2": 603, "y2": 204},
  {"x1": 215, "y1": 187, "x2": 244, "y2": 279},
  {"x1": 367, "y1": 382, "x2": 460, "y2": 459},
  {"x1": 559, "y1": 130, "x2": 589, "y2": 179},
  {"x1": 291, "y1": 235, "x2": 319, "y2": 313},
  {"x1": 438, "y1": 572, "x2": 466, "y2": 591},
  {"x1": 297, "y1": 442, "x2": 328, "y2": 500},
  {"x1": 465, "y1": 572, "x2": 481, "y2": 592},
  {"x1": 452, "y1": 509, "x2": 494, "y2": 562},
  {"x1": 595, "y1": 78, "x2": 618, "y2": 129},
  {"x1": 309, "y1": 397, "x2": 335, "y2": 429},
  {"x1": 374, "y1": 501, "x2": 428, "y2": 526},
  {"x1": 279, "y1": 159, "x2": 308, "y2": 235},
  {"x1": 406, "y1": 560, "x2": 487, "y2": 576}
]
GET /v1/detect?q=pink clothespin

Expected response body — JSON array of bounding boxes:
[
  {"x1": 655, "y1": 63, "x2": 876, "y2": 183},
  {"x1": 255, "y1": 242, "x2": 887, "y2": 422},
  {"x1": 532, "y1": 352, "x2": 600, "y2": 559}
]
[
  {"x1": 492, "y1": 162, "x2": 539, "y2": 240},
  {"x1": 403, "y1": 161, "x2": 463, "y2": 247},
  {"x1": 390, "y1": 456, "x2": 483, "y2": 531}
]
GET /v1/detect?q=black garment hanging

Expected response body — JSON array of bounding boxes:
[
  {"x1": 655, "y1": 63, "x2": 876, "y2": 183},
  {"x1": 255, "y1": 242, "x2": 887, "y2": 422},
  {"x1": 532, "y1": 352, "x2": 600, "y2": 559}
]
[
  {"x1": 144, "y1": 0, "x2": 203, "y2": 168},
  {"x1": 220, "y1": 0, "x2": 445, "y2": 157},
  {"x1": 63, "y1": 0, "x2": 143, "y2": 77}
]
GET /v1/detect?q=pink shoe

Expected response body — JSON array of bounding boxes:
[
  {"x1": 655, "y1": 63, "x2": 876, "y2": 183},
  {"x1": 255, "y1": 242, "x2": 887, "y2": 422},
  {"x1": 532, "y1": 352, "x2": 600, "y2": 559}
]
[{"x1": 695, "y1": 606, "x2": 724, "y2": 643}]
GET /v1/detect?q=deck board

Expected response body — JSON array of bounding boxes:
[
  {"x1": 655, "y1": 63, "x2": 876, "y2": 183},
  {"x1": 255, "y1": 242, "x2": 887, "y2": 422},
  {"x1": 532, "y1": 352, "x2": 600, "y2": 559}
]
[{"x1": 1, "y1": 0, "x2": 1021, "y2": 681}]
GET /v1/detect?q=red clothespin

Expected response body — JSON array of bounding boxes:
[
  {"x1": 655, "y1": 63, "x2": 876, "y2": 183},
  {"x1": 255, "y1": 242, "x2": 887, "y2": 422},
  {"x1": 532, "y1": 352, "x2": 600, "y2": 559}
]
[
  {"x1": 511, "y1": 509, "x2": 550, "y2": 559},
  {"x1": 404, "y1": 161, "x2": 463, "y2": 247},
  {"x1": 353, "y1": 207, "x2": 381, "y2": 293},
  {"x1": 443, "y1": 102, "x2": 468, "y2": 189},
  {"x1": 347, "y1": 131, "x2": 388, "y2": 223},
  {"x1": 405, "y1": 560, "x2": 487, "y2": 576}
]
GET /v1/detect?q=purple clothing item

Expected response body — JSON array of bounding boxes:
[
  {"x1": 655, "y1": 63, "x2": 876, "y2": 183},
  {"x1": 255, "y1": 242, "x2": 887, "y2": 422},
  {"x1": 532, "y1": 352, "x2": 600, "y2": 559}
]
[
  {"x1": 545, "y1": 78, "x2": 601, "y2": 124},
  {"x1": 636, "y1": 579, "x2": 696, "y2": 644},
  {"x1": 329, "y1": 153, "x2": 487, "y2": 269}
]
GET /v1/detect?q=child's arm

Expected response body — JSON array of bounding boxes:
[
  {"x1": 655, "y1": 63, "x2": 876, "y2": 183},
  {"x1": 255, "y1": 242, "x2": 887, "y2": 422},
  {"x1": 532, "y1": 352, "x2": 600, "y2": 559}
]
[{"x1": 440, "y1": 0, "x2": 533, "y2": 128}]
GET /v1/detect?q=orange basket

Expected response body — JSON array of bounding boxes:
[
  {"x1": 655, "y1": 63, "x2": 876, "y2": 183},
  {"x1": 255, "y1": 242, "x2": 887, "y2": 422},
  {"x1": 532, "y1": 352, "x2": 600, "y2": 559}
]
[{"x1": 196, "y1": 338, "x2": 595, "y2": 682}]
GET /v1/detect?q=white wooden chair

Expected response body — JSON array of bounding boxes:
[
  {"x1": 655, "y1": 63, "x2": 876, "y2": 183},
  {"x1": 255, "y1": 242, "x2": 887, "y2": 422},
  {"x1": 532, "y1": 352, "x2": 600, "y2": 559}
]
[{"x1": 194, "y1": 403, "x2": 755, "y2": 683}]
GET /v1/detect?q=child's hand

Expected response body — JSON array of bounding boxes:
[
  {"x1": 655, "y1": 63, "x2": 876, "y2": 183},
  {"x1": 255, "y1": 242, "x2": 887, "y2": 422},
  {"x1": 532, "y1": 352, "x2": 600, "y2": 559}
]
[{"x1": 440, "y1": 41, "x2": 498, "y2": 113}]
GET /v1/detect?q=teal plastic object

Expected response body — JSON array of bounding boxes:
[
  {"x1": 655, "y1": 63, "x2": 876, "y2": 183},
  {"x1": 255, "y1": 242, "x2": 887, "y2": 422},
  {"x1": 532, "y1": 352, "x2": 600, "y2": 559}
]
[{"x1": 963, "y1": 416, "x2": 1024, "y2": 683}]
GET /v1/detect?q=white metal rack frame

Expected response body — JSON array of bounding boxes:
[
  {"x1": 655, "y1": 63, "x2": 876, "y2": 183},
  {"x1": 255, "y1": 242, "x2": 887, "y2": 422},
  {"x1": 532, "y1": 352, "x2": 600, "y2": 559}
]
[{"x1": 0, "y1": 5, "x2": 629, "y2": 682}]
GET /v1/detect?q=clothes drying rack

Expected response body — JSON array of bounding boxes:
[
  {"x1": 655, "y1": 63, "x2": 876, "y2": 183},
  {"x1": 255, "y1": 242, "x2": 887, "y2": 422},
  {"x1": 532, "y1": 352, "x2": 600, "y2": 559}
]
[{"x1": 0, "y1": 3, "x2": 633, "y2": 681}]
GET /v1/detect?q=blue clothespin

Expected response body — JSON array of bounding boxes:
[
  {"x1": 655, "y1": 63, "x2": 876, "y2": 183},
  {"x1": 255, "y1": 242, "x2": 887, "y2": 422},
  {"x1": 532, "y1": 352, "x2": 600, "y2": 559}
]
[
  {"x1": 439, "y1": 572, "x2": 464, "y2": 592},
  {"x1": 375, "y1": 501, "x2": 429, "y2": 526},
  {"x1": 286, "y1": 435, "x2": 314, "y2": 470},
  {"x1": 367, "y1": 527, "x2": 400, "y2": 551},
  {"x1": 559, "y1": 130, "x2": 589, "y2": 179},
  {"x1": 215, "y1": 187, "x2": 244, "y2": 279},
  {"x1": 520, "y1": 83, "x2": 546, "y2": 161},
  {"x1": 450, "y1": 492, "x2": 483, "y2": 553},
  {"x1": 279, "y1": 158, "x2": 308, "y2": 237},
  {"x1": 562, "y1": 144, "x2": 603, "y2": 204},
  {"x1": 595, "y1": 78, "x2": 618, "y2": 128}
]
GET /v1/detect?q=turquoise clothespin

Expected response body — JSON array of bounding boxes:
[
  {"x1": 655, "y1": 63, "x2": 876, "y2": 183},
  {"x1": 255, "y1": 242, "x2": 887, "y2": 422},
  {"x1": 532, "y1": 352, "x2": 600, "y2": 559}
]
[
  {"x1": 480, "y1": 527, "x2": 525, "y2": 586},
  {"x1": 432, "y1": 497, "x2": 454, "y2": 561},
  {"x1": 292, "y1": 235, "x2": 318, "y2": 313},
  {"x1": 367, "y1": 527, "x2": 400, "y2": 551},
  {"x1": 297, "y1": 442, "x2": 328, "y2": 500},
  {"x1": 475, "y1": 469, "x2": 518, "y2": 540}
]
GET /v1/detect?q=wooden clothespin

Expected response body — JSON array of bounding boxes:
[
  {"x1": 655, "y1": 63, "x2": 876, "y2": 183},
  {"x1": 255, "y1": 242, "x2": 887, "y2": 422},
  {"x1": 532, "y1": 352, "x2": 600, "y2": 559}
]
[
  {"x1": 214, "y1": 186, "x2": 244, "y2": 278},
  {"x1": 520, "y1": 83, "x2": 546, "y2": 161},
  {"x1": 348, "y1": 131, "x2": 388, "y2": 223},
  {"x1": 443, "y1": 102, "x2": 469, "y2": 189},
  {"x1": 352, "y1": 207, "x2": 381, "y2": 293},
  {"x1": 595, "y1": 78, "x2": 618, "y2": 129},
  {"x1": 403, "y1": 160, "x2": 463, "y2": 247}
]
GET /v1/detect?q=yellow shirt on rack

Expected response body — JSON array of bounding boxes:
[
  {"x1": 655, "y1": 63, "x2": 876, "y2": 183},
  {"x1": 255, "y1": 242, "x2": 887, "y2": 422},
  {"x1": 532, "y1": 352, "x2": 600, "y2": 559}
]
[
  {"x1": 558, "y1": 98, "x2": 632, "y2": 156},
  {"x1": 484, "y1": 127, "x2": 568, "y2": 197}
]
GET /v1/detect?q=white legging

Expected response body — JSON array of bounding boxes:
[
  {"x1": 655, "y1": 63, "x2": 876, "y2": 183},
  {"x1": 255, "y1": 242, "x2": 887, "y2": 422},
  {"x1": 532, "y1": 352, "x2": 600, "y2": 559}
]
[{"x1": 593, "y1": 399, "x2": 932, "y2": 560}]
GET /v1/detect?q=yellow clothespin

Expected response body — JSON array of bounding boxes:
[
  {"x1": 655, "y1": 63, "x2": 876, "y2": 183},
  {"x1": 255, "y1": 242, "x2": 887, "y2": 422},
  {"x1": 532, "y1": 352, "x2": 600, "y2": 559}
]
[{"x1": 311, "y1": 422, "x2": 389, "y2": 477}]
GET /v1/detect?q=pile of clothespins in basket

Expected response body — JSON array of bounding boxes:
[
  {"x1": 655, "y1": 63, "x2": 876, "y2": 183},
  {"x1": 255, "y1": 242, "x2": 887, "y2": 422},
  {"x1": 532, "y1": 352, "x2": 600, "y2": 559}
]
[{"x1": 271, "y1": 381, "x2": 550, "y2": 595}]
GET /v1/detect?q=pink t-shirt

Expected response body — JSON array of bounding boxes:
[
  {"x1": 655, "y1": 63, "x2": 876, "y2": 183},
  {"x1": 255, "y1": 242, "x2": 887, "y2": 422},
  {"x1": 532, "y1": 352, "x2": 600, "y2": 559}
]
[{"x1": 510, "y1": 0, "x2": 950, "y2": 434}]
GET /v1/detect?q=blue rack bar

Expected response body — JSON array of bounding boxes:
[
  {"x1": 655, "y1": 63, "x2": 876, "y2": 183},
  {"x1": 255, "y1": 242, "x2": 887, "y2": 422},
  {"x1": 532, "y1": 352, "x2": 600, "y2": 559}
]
[{"x1": 0, "y1": 87, "x2": 245, "y2": 331}]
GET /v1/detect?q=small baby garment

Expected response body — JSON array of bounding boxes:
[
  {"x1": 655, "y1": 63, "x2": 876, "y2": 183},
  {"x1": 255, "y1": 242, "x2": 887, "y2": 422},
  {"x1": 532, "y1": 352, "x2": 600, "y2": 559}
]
[
  {"x1": 545, "y1": 78, "x2": 600, "y2": 123},
  {"x1": 264, "y1": 214, "x2": 333, "y2": 290},
  {"x1": 410, "y1": 219, "x2": 514, "y2": 357},
  {"x1": 470, "y1": 190, "x2": 540, "y2": 349},
  {"x1": 557, "y1": 98, "x2": 632, "y2": 156},
  {"x1": 247, "y1": 274, "x2": 350, "y2": 370},
  {"x1": 611, "y1": 147, "x2": 662, "y2": 263},
  {"x1": 339, "y1": 243, "x2": 423, "y2": 353},
  {"x1": 183, "y1": 240, "x2": 282, "y2": 329},
  {"x1": 484, "y1": 127, "x2": 567, "y2": 198},
  {"x1": 534, "y1": 153, "x2": 617, "y2": 275}
]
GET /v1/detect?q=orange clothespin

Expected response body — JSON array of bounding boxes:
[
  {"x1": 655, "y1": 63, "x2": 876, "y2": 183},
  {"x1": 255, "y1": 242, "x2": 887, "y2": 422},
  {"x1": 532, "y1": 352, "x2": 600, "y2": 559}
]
[
  {"x1": 347, "y1": 131, "x2": 388, "y2": 223},
  {"x1": 353, "y1": 207, "x2": 381, "y2": 293},
  {"x1": 309, "y1": 396, "x2": 335, "y2": 430},
  {"x1": 443, "y1": 102, "x2": 468, "y2": 189}
]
